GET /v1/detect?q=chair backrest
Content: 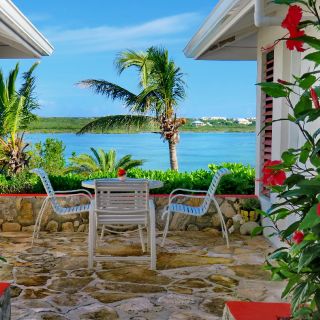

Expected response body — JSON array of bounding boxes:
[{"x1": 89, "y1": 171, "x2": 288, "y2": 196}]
[
  {"x1": 94, "y1": 179, "x2": 149, "y2": 225},
  {"x1": 30, "y1": 168, "x2": 61, "y2": 212},
  {"x1": 201, "y1": 168, "x2": 231, "y2": 212}
]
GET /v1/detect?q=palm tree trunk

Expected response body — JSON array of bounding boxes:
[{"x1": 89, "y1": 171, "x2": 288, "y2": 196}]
[{"x1": 168, "y1": 140, "x2": 178, "y2": 171}]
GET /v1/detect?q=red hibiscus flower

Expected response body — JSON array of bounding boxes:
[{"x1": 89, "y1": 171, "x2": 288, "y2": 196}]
[
  {"x1": 292, "y1": 230, "x2": 304, "y2": 244},
  {"x1": 261, "y1": 160, "x2": 286, "y2": 186},
  {"x1": 317, "y1": 203, "x2": 320, "y2": 217},
  {"x1": 117, "y1": 168, "x2": 126, "y2": 177},
  {"x1": 310, "y1": 88, "x2": 320, "y2": 109},
  {"x1": 281, "y1": 5, "x2": 305, "y2": 52}
]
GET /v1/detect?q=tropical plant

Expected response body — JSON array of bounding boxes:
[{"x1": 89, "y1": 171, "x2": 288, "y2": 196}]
[
  {"x1": 254, "y1": 1, "x2": 320, "y2": 318},
  {"x1": 0, "y1": 63, "x2": 39, "y2": 174},
  {"x1": 29, "y1": 138, "x2": 66, "y2": 174},
  {"x1": 65, "y1": 147, "x2": 144, "y2": 175},
  {"x1": 77, "y1": 46, "x2": 186, "y2": 171}
]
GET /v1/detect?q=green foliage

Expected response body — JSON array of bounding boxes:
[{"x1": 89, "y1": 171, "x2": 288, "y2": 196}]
[
  {"x1": 241, "y1": 198, "x2": 261, "y2": 211},
  {"x1": 208, "y1": 162, "x2": 255, "y2": 194},
  {"x1": 0, "y1": 162, "x2": 255, "y2": 195},
  {"x1": 29, "y1": 138, "x2": 66, "y2": 175},
  {"x1": 65, "y1": 147, "x2": 144, "y2": 175},
  {"x1": 256, "y1": 2, "x2": 320, "y2": 317}
]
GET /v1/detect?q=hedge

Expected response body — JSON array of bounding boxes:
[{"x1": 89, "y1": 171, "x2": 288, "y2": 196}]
[{"x1": 0, "y1": 163, "x2": 255, "y2": 195}]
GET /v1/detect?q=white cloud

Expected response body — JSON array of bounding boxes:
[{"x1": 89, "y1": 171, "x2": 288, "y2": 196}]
[{"x1": 44, "y1": 12, "x2": 200, "y2": 54}]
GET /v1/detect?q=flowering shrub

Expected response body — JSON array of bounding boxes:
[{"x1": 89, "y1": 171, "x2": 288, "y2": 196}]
[{"x1": 257, "y1": 1, "x2": 320, "y2": 318}]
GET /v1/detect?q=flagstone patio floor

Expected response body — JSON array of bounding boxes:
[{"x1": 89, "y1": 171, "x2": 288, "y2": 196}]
[{"x1": 0, "y1": 230, "x2": 285, "y2": 320}]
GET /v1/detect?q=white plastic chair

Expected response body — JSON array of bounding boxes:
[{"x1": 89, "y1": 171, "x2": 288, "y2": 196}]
[
  {"x1": 88, "y1": 179, "x2": 156, "y2": 270},
  {"x1": 161, "y1": 168, "x2": 231, "y2": 247},
  {"x1": 30, "y1": 168, "x2": 92, "y2": 244}
]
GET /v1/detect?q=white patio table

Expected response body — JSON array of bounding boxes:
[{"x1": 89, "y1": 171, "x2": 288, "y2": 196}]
[{"x1": 82, "y1": 178, "x2": 163, "y2": 190}]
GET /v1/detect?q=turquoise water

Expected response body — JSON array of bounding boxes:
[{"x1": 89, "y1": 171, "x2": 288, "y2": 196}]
[{"x1": 25, "y1": 132, "x2": 256, "y2": 172}]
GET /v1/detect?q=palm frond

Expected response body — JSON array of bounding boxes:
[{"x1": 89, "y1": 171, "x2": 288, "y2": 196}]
[
  {"x1": 77, "y1": 79, "x2": 137, "y2": 107},
  {"x1": 77, "y1": 115, "x2": 158, "y2": 134},
  {"x1": 106, "y1": 149, "x2": 116, "y2": 171}
]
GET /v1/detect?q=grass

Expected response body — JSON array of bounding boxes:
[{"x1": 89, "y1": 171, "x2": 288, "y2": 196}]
[{"x1": 27, "y1": 117, "x2": 256, "y2": 133}]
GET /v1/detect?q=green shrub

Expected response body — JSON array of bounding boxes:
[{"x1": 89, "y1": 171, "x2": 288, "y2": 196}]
[
  {"x1": 0, "y1": 162, "x2": 255, "y2": 195},
  {"x1": 29, "y1": 138, "x2": 66, "y2": 174}
]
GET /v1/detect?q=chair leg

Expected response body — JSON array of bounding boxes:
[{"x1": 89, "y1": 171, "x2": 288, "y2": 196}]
[
  {"x1": 32, "y1": 197, "x2": 49, "y2": 246},
  {"x1": 88, "y1": 205, "x2": 96, "y2": 269},
  {"x1": 161, "y1": 210, "x2": 170, "y2": 248},
  {"x1": 138, "y1": 225, "x2": 145, "y2": 253},
  {"x1": 213, "y1": 197, "x2": 229, "y2": 248},
  {"x1": 100, "y1": 225, "x2": 105, "y2": 240},
  {"x1": 149, "y1": 200, "x2": 156, "y2": 270}
]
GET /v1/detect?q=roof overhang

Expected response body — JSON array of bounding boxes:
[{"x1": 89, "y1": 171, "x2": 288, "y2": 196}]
[
  {"x1": 0, "y1": 0, "x2": 53, "y2": 58},
  {"x1": 184, "y1": 0, "x2": 257, "y2": 61}
]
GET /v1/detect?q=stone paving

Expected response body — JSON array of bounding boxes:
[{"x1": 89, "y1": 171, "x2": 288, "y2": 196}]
[{"x1": 0, "y1": 230, "x2": 285, "y2": 320}]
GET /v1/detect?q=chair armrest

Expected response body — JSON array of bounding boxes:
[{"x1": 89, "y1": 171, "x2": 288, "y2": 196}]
[
  {"x1": 169, "y1": 188, "x2": 207, "y2": 198},
  {"x1": 169, "y1": 194, "x2": 207, "y2": 205},
  {"x1": 55, "y1": 190, "x2": 92, "y2": 202}
]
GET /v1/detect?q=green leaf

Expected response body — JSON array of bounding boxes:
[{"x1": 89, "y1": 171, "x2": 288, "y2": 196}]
[
  {"x1": 251, "y1": 226, "x2": 264, "y2": 236},
  {"x1": 299, "y1": 74, "x2": 317, "y2": 90},
  {"x1": 273, "y1": 0, "x2": 307, "y2": 4},
  {"x1": 281, "y1": 221, "x2": 300, "y2": 239},
  {"x1": 282, "y1": 276, "x2": 299, "y2": 298},
  {"x1": 304, "y1": 51, "x2": 320, "y2": 64},
  {"x1": 299, "y1": 35, "x2": 320, "y2": 50},
  {"x1": 298, "y1": 244, "x2": 320, "y2": 271},
  {"x1": 300, "y1": 204, "x2": 320, "y2": 229},
  {"x1": 257, "y1": 82, "x2": 288, "y2": 98},
  {"x1": 294, "y1": 94, "x2": 312, "y2": 118}
]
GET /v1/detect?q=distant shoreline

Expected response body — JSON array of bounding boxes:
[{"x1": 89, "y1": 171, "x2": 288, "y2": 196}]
[{"x1": 27, "y1": 117, "x2": 256, "y2": 134}]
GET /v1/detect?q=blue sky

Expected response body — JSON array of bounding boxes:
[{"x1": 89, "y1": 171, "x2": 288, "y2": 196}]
[{"x1": 4, "y1": 0, "x2": 257, "y2": 118}]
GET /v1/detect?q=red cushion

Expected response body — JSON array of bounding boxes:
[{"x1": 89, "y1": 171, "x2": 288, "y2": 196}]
[
  {"x1": 0, "y1": 283, "x2": 10, "y2": 296},
  {"x1": 225, "y1": 301, "x2": 291, "y2": 320}
]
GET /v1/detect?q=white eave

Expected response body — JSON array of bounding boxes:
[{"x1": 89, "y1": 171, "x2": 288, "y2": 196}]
[
  {"x1": 0, "y1": 0, "x2": 53, "y2": 58},
  {"x1": 184, "y1": 0, "x2": 257, "y2": 61}
]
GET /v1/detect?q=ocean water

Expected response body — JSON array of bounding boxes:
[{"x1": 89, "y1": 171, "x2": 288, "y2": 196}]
[{"x1": 25, "y1": 132, "x2": 256, "y2": 172}]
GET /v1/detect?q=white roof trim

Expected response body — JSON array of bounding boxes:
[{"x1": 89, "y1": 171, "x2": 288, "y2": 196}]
[
  {"x1": 184, "y1": 0, "x2": 254, "y2": 59},
  {"x1": 0, "y1": 0, "x2": 53, "y2": 57}
]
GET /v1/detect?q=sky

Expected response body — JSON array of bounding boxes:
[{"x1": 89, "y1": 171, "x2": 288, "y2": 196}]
[{"x1": 3, "y1": 0, "x2": 257, "y2": 119}]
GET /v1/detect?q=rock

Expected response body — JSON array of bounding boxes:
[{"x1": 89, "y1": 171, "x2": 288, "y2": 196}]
[
  {"x1": 157, "y1": 252, "x2": 233, "y2": 270},
  {"x1": 74, "y1": 220, "x2": 80, "y2": 227},
  {"x1": 157, "y1": 293, "x2": 198, "y2": 306},
  {"x1": 0, "y1": 219, "x2": 4, "y2": 225},
  {"x1": 118, "y1": 297, "x2": 155, "y2": 313},
  {"x1": 240, "y1": 221, "x2": 261, "y2": 235},
  {"x1": 79, "y1": 308, "x2": 119, "y2": 320},
  {"x1": 168, "y1": 286, "x2": 193, "y2": 295},
  {"x1": 40, "y1": 313, "x2": 67, "y2": 320},
  {"x1": 10, "y1": 285, "x2": 22, "y2": 298},
  {"x1": 16, "y1": 275, "x2": 50, "y2": 286},
  {"x1": 77, "y1": 224, "x2": 86, "y2": 232},
  {"x1": 203, "y1": 228, "x2": 221, "y2": 237},
  {"x1": 211, "y1": 214, "x2": 222, "y2": 228},
  {"x1": 0, "y1": 264, "x2": 13, "y2": 281},
  {"x1": 22, "y1": 288, "x2": 54, "y2": 299},
  {"x1": 2, "y1": 222, "x2": 21, "y2": 232},
  {"x1": 48, "y1": 277, "x2": 93, "y2": 293},
  {"x1": 101, "y1": 282, "x2": 165, "y2": 294},
  {"x1": 212, "y1": 286, "x2": 233, "y2": 293},
  {"x1": 230, "y1": 264, "x2": 271, "y2": 280},
  {"x1": 174, "y1": 278, "x2": 210, "y2": 289},
  {"x1": 207, "y1": 274, "x2": 239, "y2": 288},
  {"x1": 51, "y1": 294, "x2": 82, "y2": 307},
  {"x1": 97, "y1": 267, "x2": 171, "y2": 285},
  {"x1": 21, "y1": 225, "x2": 35, "y2": 232},
  {"x1": 46, "y1": 220, "x2": 59, "y2": 233},
  {"x1": 220, "y1": 201, "x2": 236, "y2": 218},
  {"x1": 61, "y1": 222, "x2": 74, "y2": 232},
  {"x1": 90, "y1": 291, "x2": 138, "y2": 303},
  {"x1": 17, "y1": 200, "x2": 34, "y2": 225},
  {"x1": 186, "y1": 224, "x2": 199, "y2": 231},
  {"x1": 169, "y1": 311, "x2": 216, "y2": 320},
  {"x1": 200, "y1": 297, "x2": 227, "y2": 316}
]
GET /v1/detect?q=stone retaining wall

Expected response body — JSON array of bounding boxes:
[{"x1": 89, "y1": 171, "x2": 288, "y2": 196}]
[{"x1": 0, "y1": 194, "x2": 257, "y2": 233}]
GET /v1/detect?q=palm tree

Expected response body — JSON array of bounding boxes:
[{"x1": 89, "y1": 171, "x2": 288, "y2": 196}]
[
  {"x1": 0, "y1": 63, "x2": 39, "y2": 174},
  {"x1": 77, "y1": 46, "x2": 186, "y2": 171},
  {"x1": 65, "y1": 147, "x2": 144, "y2": 175}
]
